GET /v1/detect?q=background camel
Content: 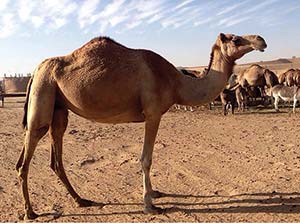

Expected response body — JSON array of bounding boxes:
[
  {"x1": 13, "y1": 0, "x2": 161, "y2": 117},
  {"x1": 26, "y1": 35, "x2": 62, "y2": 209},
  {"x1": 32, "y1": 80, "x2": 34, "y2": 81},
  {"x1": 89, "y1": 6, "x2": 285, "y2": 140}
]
[
  {"x1": 278, "y1": 69, "x2": 295, "y2": 86},
  {"x1": 278, "y1": 68, "x2": 300, "y2": 86},
  {"x1": 16, "y1": 33, "x2": 266, "y2": 220},
  {"x1": 238, "y1": 64, "x2": 278, "y2": 91}
]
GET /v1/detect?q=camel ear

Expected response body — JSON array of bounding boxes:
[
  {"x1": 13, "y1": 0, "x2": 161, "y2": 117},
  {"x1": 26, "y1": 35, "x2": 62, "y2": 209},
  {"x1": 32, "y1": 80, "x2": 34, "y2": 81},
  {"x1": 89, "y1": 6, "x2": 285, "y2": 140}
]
[{"x1": 219, "y1": 33, "x2": 227, "y2": 43}]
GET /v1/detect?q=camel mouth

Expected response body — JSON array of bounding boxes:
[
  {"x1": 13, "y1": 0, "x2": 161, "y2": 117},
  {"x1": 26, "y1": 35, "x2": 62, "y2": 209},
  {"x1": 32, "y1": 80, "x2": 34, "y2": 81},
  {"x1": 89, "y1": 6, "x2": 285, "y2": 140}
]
[
  {"x1": 254, "y1": 45, "x2": 266, "y2": 52},
  {"x1": 255, "y1": 43, "x2": 267, "y2": 52}
]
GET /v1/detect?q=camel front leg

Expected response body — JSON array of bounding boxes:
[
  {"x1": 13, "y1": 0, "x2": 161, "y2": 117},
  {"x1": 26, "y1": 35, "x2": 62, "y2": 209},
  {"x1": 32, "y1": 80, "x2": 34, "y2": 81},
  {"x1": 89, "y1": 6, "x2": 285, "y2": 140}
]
[{"x1": 141, "y1": 116, "x2": 163, "y2": 214}]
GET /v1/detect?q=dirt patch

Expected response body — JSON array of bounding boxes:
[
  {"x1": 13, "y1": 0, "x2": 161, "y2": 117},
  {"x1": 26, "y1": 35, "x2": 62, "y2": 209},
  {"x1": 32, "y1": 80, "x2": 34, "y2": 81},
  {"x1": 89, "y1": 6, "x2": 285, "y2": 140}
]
[{"x1": 1, "y1": 99, "x2": 300, "y2": 222}]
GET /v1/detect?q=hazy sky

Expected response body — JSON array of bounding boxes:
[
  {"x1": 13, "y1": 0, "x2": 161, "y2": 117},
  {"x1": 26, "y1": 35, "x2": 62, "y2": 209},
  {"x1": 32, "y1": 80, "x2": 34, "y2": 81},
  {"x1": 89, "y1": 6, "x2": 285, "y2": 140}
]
[{"x1": 1, "y1": 0, "x2": 300, "y2": 75}]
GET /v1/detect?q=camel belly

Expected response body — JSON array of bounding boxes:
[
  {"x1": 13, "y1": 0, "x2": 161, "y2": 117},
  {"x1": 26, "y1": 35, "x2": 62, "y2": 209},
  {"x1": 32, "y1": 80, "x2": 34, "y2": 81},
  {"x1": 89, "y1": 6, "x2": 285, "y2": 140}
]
[
  {"x1": 91, "y1": 111, "x2": 146, "y2": 123},
  {"x1": 65, "y1": 101, "x2": 146, "y2": 123},
  {"x1": 56, "y1": 86, "x2": 145, "y2": 123},
  {"x1": 247, "y1": 78, "x2": 264, "y2": 86}
]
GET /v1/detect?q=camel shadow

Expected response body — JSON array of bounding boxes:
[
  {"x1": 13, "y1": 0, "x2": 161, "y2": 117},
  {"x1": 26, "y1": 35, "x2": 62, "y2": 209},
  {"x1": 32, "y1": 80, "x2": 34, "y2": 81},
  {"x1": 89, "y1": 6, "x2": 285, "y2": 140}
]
[{"x1": 56, "y1": 191, "x2": 300, "y2": 219}]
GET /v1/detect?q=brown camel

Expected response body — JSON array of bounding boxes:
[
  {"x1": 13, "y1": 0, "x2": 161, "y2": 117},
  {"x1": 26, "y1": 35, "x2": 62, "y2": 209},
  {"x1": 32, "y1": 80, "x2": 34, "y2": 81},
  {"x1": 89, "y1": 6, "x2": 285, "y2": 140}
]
[
  {"x1": 278, "y1": 69, "x2": 300, "y2": 86},
  {"x1": 238, "y1": 64, "x2": 278, "y2": 90},
  {"x1": 278, "y1": 68, "x2": 294, "y2": 86},
  {"x1": 295, "y1": 69, "x2": 300, "y2": 86},
  {"x1": 16, "y1": 33, "x2": 266, "y2": 220}
]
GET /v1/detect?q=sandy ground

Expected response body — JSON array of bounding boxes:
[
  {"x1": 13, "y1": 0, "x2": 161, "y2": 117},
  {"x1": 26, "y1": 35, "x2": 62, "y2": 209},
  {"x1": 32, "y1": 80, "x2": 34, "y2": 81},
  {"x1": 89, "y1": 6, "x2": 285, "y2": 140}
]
[{"x1": 1, "y1": 98, "x2": 300, "y2": 222}]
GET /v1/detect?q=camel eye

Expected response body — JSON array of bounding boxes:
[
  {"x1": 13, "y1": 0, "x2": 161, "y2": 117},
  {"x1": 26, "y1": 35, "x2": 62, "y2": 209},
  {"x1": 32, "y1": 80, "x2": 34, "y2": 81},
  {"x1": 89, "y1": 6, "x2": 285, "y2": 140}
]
[{"x1": 232, "y1": 38, "x2": 241, "y2": 46}]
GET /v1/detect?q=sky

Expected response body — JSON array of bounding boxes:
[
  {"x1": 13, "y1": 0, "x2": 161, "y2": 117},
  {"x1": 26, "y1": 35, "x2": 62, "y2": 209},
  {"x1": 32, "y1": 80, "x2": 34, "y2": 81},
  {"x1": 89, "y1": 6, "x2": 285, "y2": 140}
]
[{"x1": 0, "y1": 0, "x2": 300, "y2": 75}]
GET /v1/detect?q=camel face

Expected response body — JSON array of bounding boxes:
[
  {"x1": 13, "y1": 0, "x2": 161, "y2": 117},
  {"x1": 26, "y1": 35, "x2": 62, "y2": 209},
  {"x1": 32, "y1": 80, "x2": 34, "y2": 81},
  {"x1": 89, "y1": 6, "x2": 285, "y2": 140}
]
[{"x1": 217, "y1": 33, "x2": 267, "y2": 60}]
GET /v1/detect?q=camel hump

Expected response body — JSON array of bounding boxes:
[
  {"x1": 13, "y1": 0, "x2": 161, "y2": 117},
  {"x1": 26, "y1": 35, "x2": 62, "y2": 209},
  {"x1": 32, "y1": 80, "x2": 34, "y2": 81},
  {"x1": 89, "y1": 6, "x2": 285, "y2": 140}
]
[
  {"x1": 72, "y1": 36, "x2": 128, "y2": 57},
  {"x1": 248, "y1": 64, "x2": 262, "y2": 70},
  {"x1": 249, "y1": 64, "x2": 259, "y2": 68}
]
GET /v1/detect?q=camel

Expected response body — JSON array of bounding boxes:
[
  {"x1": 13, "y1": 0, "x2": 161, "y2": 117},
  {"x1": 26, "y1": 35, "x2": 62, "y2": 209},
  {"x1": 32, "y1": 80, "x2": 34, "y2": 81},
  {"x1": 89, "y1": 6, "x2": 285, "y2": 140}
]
[
  {"x1": 278, "y1": 69, "x2": 300, "y2": 86},
  {"x1": 295, "y1": 69, "x2": 300, "y2": 86},
  {"x1": 278, "y1": 69, "x2": 295, "y2": 86},
  {"x1": 238, "y1": 64, "x2": 278, "y2": 95},
  {"x1": 266, "y1": 84, "x2": 300, "y2": 113},
  {"x1": 16, "y1": 33, "x2": 266, "y2": 220}
]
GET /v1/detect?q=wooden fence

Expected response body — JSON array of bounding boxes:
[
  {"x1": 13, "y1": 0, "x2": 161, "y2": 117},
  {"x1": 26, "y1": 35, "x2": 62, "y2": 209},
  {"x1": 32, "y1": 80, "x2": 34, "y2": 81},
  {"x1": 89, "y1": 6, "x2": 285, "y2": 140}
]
[{"x1": 0, "y1": 75, "x2": 30, "y2": 107}]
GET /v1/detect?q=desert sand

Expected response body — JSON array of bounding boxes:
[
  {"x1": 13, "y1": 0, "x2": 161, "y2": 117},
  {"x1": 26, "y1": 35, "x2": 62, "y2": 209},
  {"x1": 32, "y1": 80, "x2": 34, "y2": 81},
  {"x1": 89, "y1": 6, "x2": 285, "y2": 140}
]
[{"x1": 1, "y1": 98, "x2": 300, "y2": 222}]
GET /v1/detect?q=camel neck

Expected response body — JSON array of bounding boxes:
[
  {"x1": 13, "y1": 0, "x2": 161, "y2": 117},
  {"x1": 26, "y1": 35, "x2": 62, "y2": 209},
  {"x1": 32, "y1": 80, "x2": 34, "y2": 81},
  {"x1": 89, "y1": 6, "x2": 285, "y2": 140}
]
[{"x1": 176, "y1": 48, "x2": 235, "y2": 106}]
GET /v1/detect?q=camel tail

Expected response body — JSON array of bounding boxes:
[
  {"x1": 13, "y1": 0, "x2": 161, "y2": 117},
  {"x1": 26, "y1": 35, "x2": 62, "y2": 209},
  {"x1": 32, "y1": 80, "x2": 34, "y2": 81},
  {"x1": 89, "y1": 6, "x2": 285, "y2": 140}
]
[{"x1": 22, "y1": 76, "x2": 33, "y2": 129}]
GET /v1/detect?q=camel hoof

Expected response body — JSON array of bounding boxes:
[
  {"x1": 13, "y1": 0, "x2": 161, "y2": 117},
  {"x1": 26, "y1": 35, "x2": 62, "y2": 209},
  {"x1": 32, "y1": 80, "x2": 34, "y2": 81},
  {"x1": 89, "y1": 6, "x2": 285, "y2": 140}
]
[
  {"x1": 143, "y1": 205, "x2": 164, "y2": 214},
  {"x1": 77, "y1": 198, "x2": 104, "y2": 208},
  {"x1": 150, "y1": 190, "x2": 164, "y2": 198},
  {"x1": 22, "y1": 211, "x2": 39, "y2": 220}
]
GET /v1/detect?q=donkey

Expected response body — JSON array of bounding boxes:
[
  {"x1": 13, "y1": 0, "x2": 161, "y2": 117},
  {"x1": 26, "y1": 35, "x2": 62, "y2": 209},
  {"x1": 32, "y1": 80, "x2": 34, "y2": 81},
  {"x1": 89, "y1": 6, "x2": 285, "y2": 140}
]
[{"x1": 267, "y1": 84, "x2": 300, "y2": 113}]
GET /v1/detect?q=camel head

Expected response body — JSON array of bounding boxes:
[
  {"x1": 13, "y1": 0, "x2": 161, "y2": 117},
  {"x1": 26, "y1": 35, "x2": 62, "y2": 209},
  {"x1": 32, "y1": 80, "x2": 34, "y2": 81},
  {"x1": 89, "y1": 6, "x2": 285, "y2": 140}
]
[{"x1": 216, "y1": 33, "x2": 267, "y2": 60}]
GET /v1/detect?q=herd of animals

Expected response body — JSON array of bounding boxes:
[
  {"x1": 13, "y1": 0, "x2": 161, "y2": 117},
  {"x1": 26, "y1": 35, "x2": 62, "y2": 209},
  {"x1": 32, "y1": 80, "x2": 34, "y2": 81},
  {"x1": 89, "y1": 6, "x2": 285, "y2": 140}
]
[{"x1": 178, "y1": 65, "x2": 300, "y2": 115}]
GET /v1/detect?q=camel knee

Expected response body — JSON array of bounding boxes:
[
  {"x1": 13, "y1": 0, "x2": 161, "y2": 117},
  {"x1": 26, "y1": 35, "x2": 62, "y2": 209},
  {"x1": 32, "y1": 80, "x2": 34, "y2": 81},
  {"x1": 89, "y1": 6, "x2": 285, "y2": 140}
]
[
  {"x1": 17, "y1": 127, "x2": 48, "y2": 175},
  {"x1": 18, "y1": 165, "x2": 29, "y2": 181},
  {"x1": 16, "y1": 147, "x2": 25, "y2": 172}
]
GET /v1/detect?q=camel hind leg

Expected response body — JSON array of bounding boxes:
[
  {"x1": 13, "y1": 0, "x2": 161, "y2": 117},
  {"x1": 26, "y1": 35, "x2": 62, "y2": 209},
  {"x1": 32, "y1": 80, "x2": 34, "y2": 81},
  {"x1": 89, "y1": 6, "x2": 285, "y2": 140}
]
[
  {"x1": 49, "y1": 108, "x2": 103, "y2": 207},
  {"x1": 17, "y1": 126, "x2": 50, "y2": 220},
  {"x1": 17, "y1": 74, "x2": 56, "y2": 220}
]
